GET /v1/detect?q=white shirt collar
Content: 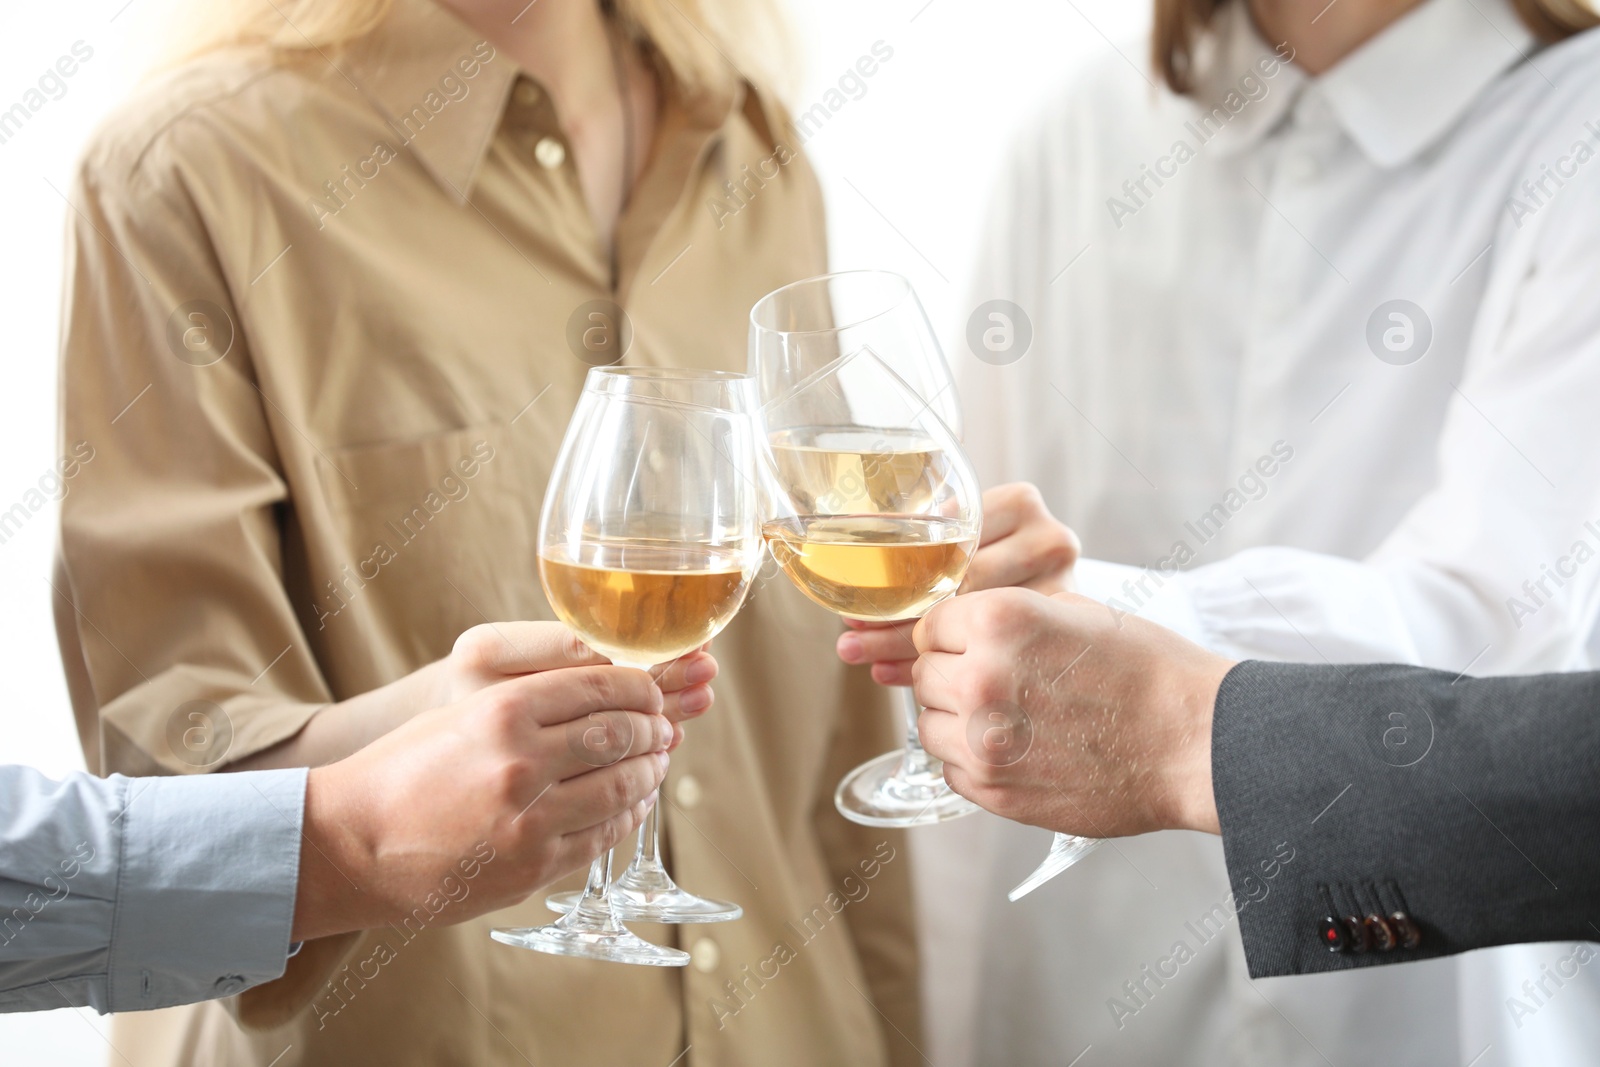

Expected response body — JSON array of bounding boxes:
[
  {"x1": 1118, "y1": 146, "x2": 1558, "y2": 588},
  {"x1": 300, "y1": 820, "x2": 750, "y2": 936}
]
[
  {"x1": 1315, "y1": 0, "x2": 1536, "y2": 167},
  {"x1": 1192, "y1": 0, "x2": 1537, "y2": 167}
]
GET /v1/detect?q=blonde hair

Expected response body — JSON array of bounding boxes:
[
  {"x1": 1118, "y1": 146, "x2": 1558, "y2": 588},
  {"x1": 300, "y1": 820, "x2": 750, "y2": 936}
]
[
  {"x1": 172, "y1": 0, "x2": 795, "y2": 99},
  {"x1": 1153, "y1": 0, "x2": 1600, "y2": 94}
]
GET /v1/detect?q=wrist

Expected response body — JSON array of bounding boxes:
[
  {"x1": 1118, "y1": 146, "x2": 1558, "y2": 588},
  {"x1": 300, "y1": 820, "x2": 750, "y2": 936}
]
[
  {"x1": 1164, "y1": 655, "x2": 1232, "y2": 835},
  {"x1": 293, "y1": 764, "x2": 385, "y2": 941}
]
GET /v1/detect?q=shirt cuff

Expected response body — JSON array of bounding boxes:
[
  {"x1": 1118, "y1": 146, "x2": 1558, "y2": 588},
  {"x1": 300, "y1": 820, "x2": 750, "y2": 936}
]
[
  {"x1": 1073, "y1": 557, "x2": 1209, "y2": 645},
  {"x1": 107, "y1": 768, "x2": 307, "y2": 1012}
]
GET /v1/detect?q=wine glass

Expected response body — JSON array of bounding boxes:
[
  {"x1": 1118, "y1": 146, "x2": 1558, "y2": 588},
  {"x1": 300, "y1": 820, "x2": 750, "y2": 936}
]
[
  {"x1": 751, "y1": 273, "x2": 983, "y2": 827},
  {"x1": 492, "y1": 368, "x2": 760, "y2": 965}
]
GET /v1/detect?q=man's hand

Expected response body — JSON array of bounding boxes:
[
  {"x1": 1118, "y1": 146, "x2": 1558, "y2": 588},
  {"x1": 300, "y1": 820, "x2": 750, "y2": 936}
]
[
  {"x1": 911, "y1": 588, "x2": 1233, "y2": 838},
  {"x1": 441, "y1": 622, "x2": 718, "y2": 740},
  {"x1": 835, "y1": 483, "x2": 1080, "y2": 686},
  {"x1": 294, "y1": 664, "x2": 678, "y2": 941}
]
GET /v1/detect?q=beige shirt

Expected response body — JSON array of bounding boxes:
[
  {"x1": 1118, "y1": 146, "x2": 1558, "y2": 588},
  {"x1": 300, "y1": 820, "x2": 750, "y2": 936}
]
[{"x1": 53, "y1": 1, "x2": 920, "y2": 1063}]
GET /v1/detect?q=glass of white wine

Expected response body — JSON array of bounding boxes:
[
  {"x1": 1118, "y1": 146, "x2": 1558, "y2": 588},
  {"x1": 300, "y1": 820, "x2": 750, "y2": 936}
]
[
  {"x1": 752, "y1": 274, "x2": 983, "y2": 827},
  {"x1": 752, "y1": 272, "x2": 1105, "y2": 882},
  {"x1": 492, "y1": 367, "x2": 760, "y2": 966}
]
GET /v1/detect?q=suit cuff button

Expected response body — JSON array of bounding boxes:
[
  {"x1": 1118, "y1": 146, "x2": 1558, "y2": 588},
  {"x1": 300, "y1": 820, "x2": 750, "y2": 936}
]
[
  {"x1": 1343, "y1": 916, "x2": 1373, "y2": 953},
  {"x1": 1319, "y1": 917, "x2": 1347, "y2": 953},
  {"x1": 1389, "y1": 911, "x2": 1422, "y2": 950},
  {"x1": 1365, "y1": 914, "x2": 1398, "y2": 951}
]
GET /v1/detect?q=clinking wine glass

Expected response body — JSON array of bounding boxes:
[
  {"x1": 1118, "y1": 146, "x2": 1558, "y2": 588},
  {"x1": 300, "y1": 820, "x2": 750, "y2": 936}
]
[
  {"x1": 750, "y1": 271, "x2": 1103, "y2": 883},
  {"x1": 751, "y1": 271, "x2": 979, "y2": 828},
  {"x1": 492, "y1": 368, "x2": 760, "y2": 966},
  {"x1": 752, "y1": 334, "x2": 982, "y2": 828}
]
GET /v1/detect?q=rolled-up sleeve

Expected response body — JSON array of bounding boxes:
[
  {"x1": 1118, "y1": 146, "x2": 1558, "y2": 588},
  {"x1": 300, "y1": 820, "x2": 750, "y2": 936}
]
[{"x1": 0, "y1": 765, "x2": 305, "y2": 1014}]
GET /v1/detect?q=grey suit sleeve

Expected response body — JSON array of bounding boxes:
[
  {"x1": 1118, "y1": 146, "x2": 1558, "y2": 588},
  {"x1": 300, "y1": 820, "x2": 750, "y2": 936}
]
[
  {"x1": 0, "y1": 765, "x2": 306, "y2": 1013},
  {"x1": 1212, "y1": 661, "x2": 1600, "y2": 978}
]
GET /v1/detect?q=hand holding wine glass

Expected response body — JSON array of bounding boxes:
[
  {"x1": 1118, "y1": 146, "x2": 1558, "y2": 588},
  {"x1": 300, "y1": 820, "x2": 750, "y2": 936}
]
[
  {"x1": 909, "y1": 586, "x2": 1228, "y2": 834},
  {"x1": 493, "y1": 368, "x2": 761, "y2": 967},
  {"x1": 299, "y1": 665, "x2": 676, "y2": 943}
]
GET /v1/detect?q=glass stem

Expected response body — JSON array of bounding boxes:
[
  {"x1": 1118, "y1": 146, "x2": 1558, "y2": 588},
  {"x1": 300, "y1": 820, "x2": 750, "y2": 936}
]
[
  {"x1": 573, "y1": 849, "x2": 615, "y2": 921},
  {"x1": 897, "y1": 686, "x2": 936, "y2": 779},
  {"x1": 632, "y1": 791, "x2": 662, "y2": 868},
  {"x1": 614, "y1": 662, "x2": 670, "y2": 883}
]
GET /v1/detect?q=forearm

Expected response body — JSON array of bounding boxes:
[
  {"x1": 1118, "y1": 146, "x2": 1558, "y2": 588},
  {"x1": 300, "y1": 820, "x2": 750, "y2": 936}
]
[
  {"x1": 228, "y1": 660, "x2": 446, "y2": 771},
  {"x1": 1213, "y1": 661, "x2": 1600, "y2": 977}
]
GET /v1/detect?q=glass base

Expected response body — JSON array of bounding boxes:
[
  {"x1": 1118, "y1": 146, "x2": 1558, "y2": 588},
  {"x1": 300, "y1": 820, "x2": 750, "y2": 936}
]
[
  {"x1": 492, "y1": 903, "x2": 688, "y2": 967},
  {"x1": 1008, "y1": 833, "x2": 1102, "y2": 901},
  {"x1": 834, "y1": 748, "x2": 981, "y2": 828},
  {"x1": 546, "y1": 868, "x2": 743, "y2": 924}
]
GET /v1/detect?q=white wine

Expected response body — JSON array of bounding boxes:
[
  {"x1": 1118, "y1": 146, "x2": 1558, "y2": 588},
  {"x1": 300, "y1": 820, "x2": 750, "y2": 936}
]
[
  {"x1": 762, "y1": 515, "x2": 977, "y2": 621},
  {"x1": 540, "y1": 542, "x2": 752, "y2": 667},
  {"x1": 768, "y1": 427, "x2": 950, "y2": 515}
]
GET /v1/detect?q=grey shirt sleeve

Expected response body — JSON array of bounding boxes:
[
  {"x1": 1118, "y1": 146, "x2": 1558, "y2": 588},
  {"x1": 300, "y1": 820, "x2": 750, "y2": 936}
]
[
  {"x1": 0, "y1": 765, "x2": 306, "y2": 1013},
  {"x1": 1213, "y1": 661, "x2": 1600, "y2": 978}
]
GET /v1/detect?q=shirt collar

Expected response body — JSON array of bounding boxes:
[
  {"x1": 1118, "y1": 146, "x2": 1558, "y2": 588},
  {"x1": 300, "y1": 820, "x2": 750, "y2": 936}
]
[
  {"x1": 338, "y1": 0, "x2": 743, "y2": 203},
  {"x1": 1191, "y1": 0, "x2": 1537, "y2": 167},
  {"x1": 1313, "y1": 0, "x2": 1536, "y2": 167},
  {"x1": 338, "y1": 0, "x2": 518, "y2": 203}
]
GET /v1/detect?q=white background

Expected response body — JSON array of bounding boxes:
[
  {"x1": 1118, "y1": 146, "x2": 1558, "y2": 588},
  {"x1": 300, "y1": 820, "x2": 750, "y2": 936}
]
[{"x1": 0, "y1": 0, "x2": 1142, "y2": 1062}]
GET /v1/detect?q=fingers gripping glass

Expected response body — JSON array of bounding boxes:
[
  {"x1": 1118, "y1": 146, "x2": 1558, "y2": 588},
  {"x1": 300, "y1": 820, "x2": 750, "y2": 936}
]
[
  {"x1": 751, "y1": 272, "x2": 983, "y2": 828},
  {"x1": 492, "y1": 369, "x2": 760, "y2": 966}
]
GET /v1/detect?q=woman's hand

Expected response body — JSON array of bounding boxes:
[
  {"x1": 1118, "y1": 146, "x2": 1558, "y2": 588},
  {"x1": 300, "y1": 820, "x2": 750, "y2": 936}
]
[
  {"x1": 233, "y1": 622, "x2": 717, "y2": 772},
  {"x1": 439, "y1": 622, "x2": 718, "y2": 741},
  {"x1": 834, "y1": 483, "x2": 1081, "y2": 686}
]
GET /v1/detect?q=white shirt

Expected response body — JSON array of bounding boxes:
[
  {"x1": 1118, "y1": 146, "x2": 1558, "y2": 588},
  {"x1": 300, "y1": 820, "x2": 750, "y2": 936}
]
[{"x1": 930, "y1": 1, "x2": 1600, "y2": 1064}]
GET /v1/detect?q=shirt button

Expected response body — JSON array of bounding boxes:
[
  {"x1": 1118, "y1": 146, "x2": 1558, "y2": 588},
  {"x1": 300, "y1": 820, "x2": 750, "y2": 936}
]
[
  {"x1": 674, "y1": 774, "x2": 703, "y2": 809},
  {"x1": 213, "y1": 975, "x2": 247, "y2": 995},
  {"x1": 534, "y1": 136, "x2": 566, "y2": 169},
  {"x1": 514, "y1": 81, "x2": 542, "y2": 107},
  {"x1": 690, "y1": 937, "x2": 720, "y2": 972}
]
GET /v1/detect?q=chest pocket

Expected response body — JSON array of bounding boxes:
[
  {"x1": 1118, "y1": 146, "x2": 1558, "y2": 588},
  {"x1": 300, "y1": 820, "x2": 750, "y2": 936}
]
[{"x1": 305, "y1": 421, "x2": 546, "y2": 692}]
